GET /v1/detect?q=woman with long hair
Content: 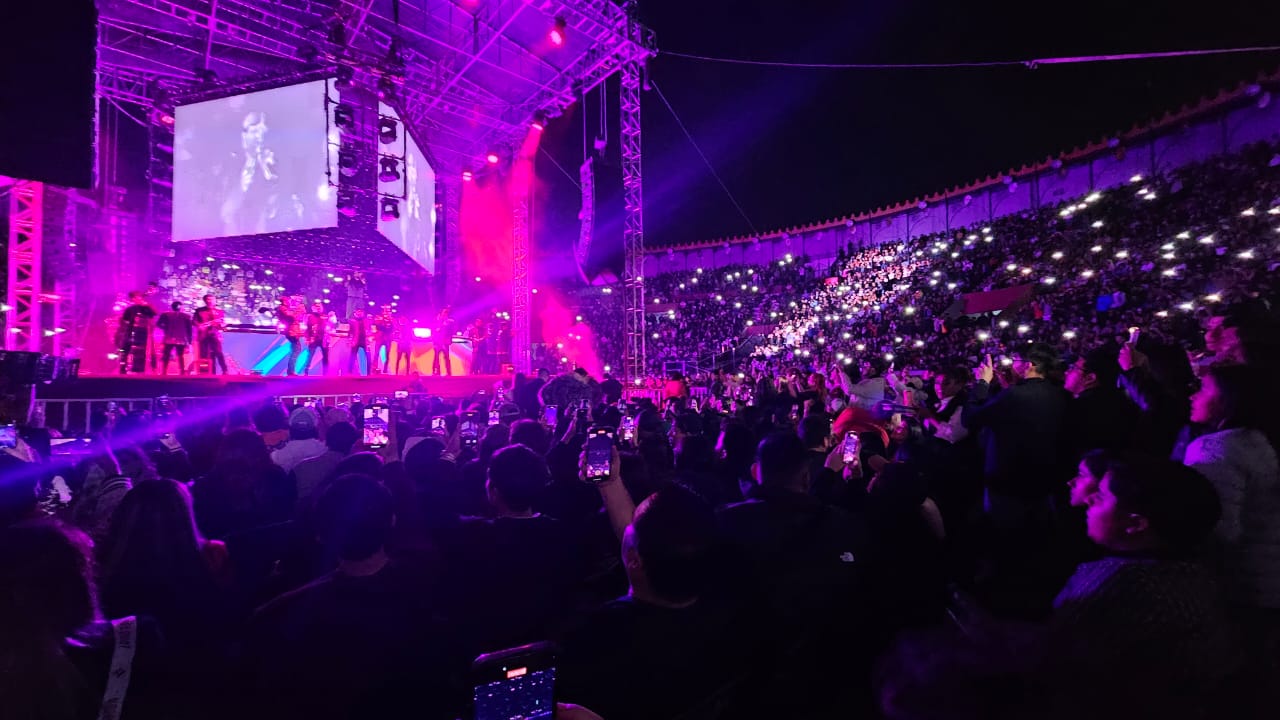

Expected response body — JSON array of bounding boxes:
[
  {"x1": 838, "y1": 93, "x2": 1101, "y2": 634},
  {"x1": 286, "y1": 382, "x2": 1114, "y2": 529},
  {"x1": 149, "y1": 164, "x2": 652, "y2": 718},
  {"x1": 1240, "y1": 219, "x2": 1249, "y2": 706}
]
[
  {"x1": 0, "y1": 520, "x2": 161, "y2": 720},
  {"x1": 98, "y1": 479, "x2": 233, "y2": 654}
]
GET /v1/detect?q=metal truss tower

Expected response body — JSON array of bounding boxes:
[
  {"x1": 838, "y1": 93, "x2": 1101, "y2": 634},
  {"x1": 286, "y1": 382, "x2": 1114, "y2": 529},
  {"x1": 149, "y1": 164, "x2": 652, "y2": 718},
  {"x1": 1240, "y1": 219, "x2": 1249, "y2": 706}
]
[
  {"x1": 620, "y1": 59, "x2": 646, "y2": 383},
  {"x1": 511, "y1": 187, "x2": 531, "y2": 373},
  {"x1": 5, "y1": 181, "x2": 44, "y2": 352}
]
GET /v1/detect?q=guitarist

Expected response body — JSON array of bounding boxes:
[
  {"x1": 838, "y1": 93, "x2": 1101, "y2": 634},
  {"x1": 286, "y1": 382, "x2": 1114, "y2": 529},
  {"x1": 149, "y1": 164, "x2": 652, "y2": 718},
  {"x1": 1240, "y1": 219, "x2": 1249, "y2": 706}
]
[
  {"x1": 277, "y1": 296, "x2": 304, "y2": 377},
  {"x1": 192, "y1": 294, "x2": 228, "y2": 375},
  {"x1": 117, "y1": 291, "x2": 157, "y2": 375}
]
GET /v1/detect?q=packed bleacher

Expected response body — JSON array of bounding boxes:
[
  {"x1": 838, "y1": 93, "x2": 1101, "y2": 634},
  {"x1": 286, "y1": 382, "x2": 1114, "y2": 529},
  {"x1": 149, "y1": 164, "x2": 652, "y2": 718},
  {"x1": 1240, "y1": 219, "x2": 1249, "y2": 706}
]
[{"x1": 3, "y1": 142, "x2": 1280, "y2": 720}]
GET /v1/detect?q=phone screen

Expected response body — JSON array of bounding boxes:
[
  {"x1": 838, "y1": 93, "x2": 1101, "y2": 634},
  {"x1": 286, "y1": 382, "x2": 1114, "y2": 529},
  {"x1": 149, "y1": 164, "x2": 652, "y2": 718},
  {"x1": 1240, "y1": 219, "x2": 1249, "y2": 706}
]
[
  {"x1": 460, "y1": 413, "x2": 479, "y2": 447},
  {"x1": 363, "y1": 405, "x2": 390, "y2": 449},
  {"x1": 842, "y1": 431, "x2": 861, "y2": 464},
  {"x1": 585, "y1": 427, "x2": 613, "y2": 481},
  {"x1": 621, "y1": 415, "x2": 635, "y2": 442},
  {"x1": 430, "y1": 416, "x2": 446, "y2": 435},
  {"x1": 1128, "y1": 326, "x2": 1141, "y2": 345},
  {"x1": 473, "y1": 645, "x2": 556, "y2": 720},
  {"x1": 488, "y1": 410, "x2": 500, "y2": 426},
  {"x1": 394, "y1": 390, "x2": 409, "y2": 400},
  {"x1": 543, "y1": 405, "x2": 558, "y2": 426},
  {"x1": 0, "y1": 423, "x2": 17, "y2": 449}
]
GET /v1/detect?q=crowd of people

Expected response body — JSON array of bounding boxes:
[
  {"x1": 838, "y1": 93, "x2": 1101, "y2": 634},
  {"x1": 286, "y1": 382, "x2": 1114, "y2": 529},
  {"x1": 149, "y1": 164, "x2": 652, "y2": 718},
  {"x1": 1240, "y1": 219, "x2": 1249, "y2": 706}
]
[{"x1": 3, "y1": 140, "x2": 1280, "y2": 719}]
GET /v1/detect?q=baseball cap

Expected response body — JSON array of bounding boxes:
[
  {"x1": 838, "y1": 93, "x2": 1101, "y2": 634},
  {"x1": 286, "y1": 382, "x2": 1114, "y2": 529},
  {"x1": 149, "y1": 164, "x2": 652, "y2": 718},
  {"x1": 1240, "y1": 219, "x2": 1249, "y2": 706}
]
[{"x1": 289, "y1": 407, "x2": 320, "y2": 430}]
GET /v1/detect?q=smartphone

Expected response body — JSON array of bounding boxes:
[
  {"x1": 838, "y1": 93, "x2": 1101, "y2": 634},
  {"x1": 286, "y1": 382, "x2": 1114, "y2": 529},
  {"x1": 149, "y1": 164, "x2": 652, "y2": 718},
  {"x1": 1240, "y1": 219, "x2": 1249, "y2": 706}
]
[
  {"x1": 842, "y1": 431, "x2": 861, "y2": 464},
  {"x1": 689, "y1": 398, "x2": 699, "y2": 413},
  {"x1": 460, "y1": 412, "x2": 479, "y2": 448},
  {"x1": 543, "y1": 405, "x2": 558, "y2": 426},
  {"x1": 585, "y1": 426, "x2": 614, "y2": 482},
  {"x1": 621, "y1": 415, "x2": 636, "y2": 443},
  {"x1": 1128, "y1": 326, "x2": 1141, "y2": 345},
  {"x1": 0, "y1": 423, "x2": 16, "y2": 449},
  {"x1": 430, "y1": 416, "x2": 446, "y2": 435},
  {"x1": 394, "y1": 390, "x2": 409, "y2": 400},
  {"x1": 488, "y1": 409, "x2": 500, "y2": 426},
  {"x1": 363, "y1": 404, "x2": 390, "y2": 449},
  {"x1": 472, "y1": 642, "x2": 556, "y2": 720},
  {"x1": 159, "y1": 433, "x2": 182, "y2": 452},
  {"x1": 575, "y1": 401, "x2": 589, "y2": 423}
]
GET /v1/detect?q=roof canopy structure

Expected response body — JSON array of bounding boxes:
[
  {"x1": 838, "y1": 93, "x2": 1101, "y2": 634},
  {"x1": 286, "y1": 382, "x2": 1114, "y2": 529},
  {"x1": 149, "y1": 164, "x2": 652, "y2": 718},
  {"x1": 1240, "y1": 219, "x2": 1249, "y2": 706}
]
[{"x1": 97, "y1": 0, "x2": 655, "y2": 172}]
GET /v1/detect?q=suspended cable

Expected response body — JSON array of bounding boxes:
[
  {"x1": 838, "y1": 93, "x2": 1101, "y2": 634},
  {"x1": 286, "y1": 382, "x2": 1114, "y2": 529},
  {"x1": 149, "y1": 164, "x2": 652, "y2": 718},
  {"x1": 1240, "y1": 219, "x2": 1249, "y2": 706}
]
[
  {"x1": 659, "y1": 43, "x2": 1280, "y2": 70},
  {"x1": 650, "y1": 80, "x2": 758, "y2": 236},
  {"x1": 538, "y1": 146, "x2": 581, "y2": 189}
]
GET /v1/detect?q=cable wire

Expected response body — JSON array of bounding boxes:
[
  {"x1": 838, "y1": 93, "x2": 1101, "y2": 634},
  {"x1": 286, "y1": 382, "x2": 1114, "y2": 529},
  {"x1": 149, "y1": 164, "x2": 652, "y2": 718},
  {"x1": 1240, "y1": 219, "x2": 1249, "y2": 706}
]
[
  {"x1": 538, "y1": 146, "x2": 581, "y2": 189},
  {"x1": 659, "y1": 43, "x2": 1280, "y2": 70},
  {"x1": 650, "y1": 80, "x2": 759, "y2": 236}
]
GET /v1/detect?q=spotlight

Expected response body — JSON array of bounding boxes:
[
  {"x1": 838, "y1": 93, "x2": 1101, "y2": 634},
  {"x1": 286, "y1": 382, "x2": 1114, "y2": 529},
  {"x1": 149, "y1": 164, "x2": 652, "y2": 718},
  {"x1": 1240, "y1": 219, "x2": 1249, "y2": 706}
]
[
  {"x1": 334, "y1": 103, "x2": 354, "y2": 130},
  {"x1": 338, "y1": 150, "x2": 357, "y2": 177},
  {"x1": 378, "y1": 117, "x2": 398, "y2": 145},
  {"x1": 377, "y1": 75, "x2": 397, "y2": 101},
  {"x1": 380, "y1": 196, "x2": 400, "y2": 221},
  {"x1": 337, "y1": 191, "x2": 358, "y2": 218},
  {"x1": 327, "y1": 18, "x2": 347, "y2": 46},
  {"x1": 461, "y1": 170, "x2": 473, "y2": 182},
  {"x1": 486, "y1": 151, "x2": 500, "y2": 165},
  {"x1": 378, "y1": 156, "x2": 401, "y2": 183},
  {"x1": 549, "y1": 16, "x2": 567, "y2": 46},
  {"x1": 531, "y1": 111, "x2": 547, "y2": 131},
  {"x1": 334, "y1": 65, "x2": 354, "y2": 90}
]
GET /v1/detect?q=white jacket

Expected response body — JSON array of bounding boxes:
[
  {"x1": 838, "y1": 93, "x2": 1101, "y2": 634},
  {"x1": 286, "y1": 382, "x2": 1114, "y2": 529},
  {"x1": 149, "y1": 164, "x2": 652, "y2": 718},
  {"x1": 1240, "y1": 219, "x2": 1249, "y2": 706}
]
[{"x1": 1185, "y1": 427, "x2": 1280, "y2": 609}]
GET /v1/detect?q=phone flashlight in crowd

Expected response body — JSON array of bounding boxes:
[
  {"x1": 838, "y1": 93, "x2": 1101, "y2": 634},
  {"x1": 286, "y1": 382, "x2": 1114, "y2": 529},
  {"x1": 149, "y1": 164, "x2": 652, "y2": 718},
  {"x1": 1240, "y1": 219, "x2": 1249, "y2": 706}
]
[
  {"x1": 1000, "y1": 356, "x2": 1013, "y2": 367},
  {"x1": 1128, "y1": 326, "x2": 1141, "y2": 345},
  {"x1": 472, "y1": 643, "x2": 557, "y2": 720},
  {"x1": 488, "y1": 409, "x2": 500, "y2": 426},
  {"x1": 430, "y1": 416, "x2": 446, "y2": 435},
  {"x1": 543, "y1": 405, "x2": 558, "y2": 427},
  {"x1": 621, "y1": 415, "x2": 636, "y2": 443},
  {"x1": 362, "y1": 404, "x2": 390, "y2": 450},
  {"x1": 842, "y1": 431, "x2": 861, "y2": 464},
  {"x1": 585, "y1": 426, "x2": 614, "y2": 481}
]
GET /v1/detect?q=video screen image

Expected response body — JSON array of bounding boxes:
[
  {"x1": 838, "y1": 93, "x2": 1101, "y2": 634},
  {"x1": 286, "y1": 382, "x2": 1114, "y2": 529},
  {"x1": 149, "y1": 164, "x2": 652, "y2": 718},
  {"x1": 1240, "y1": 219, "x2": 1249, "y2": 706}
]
[
  {"x1": 173, "y1": 79, "x2": 338, "y2": 241},
  {"x1": 378, "y1": 101, "x2": 436, "y2": 274},
  {"x1": 473, "y1": 667, "x2": 554, "y2": 720}
]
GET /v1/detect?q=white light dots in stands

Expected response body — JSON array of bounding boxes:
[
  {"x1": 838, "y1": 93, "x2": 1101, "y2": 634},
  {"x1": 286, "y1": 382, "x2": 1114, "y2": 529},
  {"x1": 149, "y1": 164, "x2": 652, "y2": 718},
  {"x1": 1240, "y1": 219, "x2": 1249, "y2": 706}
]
[
  {"x1": 1017, "y1": 325, "x2": 1030, "y2": 334},
  {"x1": 1176, "y1": 231, "x2": 1191, "y2": 239},
  {"x1": 1006, "y1": 263, "x2": 1017, "y2": 271},
  {"x1": 855, "y1": 344, "x2": 866, "y2": 351},
  {"x1": 1205, "y1": 294, "x2": 1222, "y2": 303},
  {"x1": 1051, "y1": 251, "x2": 1064, "y2": 260},
  {"x1": 1162, "y1": 253, "x2": 1176, "y2": 260},
  {"x1": 602, "y1": 288, "x2": 611, "y2": 294},
  {"x1": 1090, "y1": 245, "x2": 1102, "y2": 253},
  {"x1": 1269, "y1": 207, "x2": 1280, "y2": 215},
  {"x1": 1242, "y1": 208, "x2": 1256, "y2": 217},
  {"x1": 1062, "y1": 331, "x2": 1076, "y2": 339},
  {"x1": 1156, "y1": 310, "x2": 1169, "y2": 317},
  {"x1": 998, "y1": 320, "x2": 1010, "y2": 328},
  {"x1": 1130, "y1": 174, "x2": 1143, "y2": 183},
  {"x1": 1020, "y1": 267, "x2": 1032, "y2": 275},
  {"x1": 1091, "y1": 221, "x2": 1104, "y2": 228},
  {"x1": 842, "y1": 332, "x2": 851, "y2": 339},
  {"x1": 1238, "y1": 250, "x2": 1255, "y2": 259},
  {"x1": 947, "y1": 282, "x2": 957, "y2": 290},
  {"x1": 1199, "y1": 235, "x2": 1215, "y2": 245},
  {"x1": 1115, "y1": 250, "x2": 1129, "y2": 259},
  {"x1": 884, "y1": 353, "x2": 895, "y2": 362},
  {"x1": 1179, "y1": 302, "x2": 1195, "y2": 311},
  {"x1": 696, "y1": 268, "x2": 703, "y2": 274},
  {"x1": 1042, "y1": 277, "x2": 1056, "y2": 285},
  {"x1": 1163, "y1": 269, "x2": 1177, "y2": 276},
  {"x1": 1081, "y1": 270, "x2": 1094, "y2": 278},
  {"x1": 914, "y1": 340, "x2": 925, "y2": 348},
  {"x1": 746, "y1": 320, "x2": 754, "y2": 326},
  {"x1": 1086, "y1": 192, "x2": 1102, "y2": 202}
]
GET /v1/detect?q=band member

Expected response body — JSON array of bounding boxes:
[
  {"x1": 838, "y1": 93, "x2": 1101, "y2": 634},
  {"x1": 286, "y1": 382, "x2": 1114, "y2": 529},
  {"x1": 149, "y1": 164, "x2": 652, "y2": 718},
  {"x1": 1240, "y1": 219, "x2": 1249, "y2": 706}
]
[
  {"x1": 157, "y1": 301, "x2": 193, "y2": 376},
  {"x1": 394, "y1": 315, "x2": 412, "y2": 375},
  {"x1": 347, "y1": 307, "x2": 371, "y2": 376},
  {"x1": 345, "y1": 271, "x2": 366, "y2": 320},
  {"x1": 144, "y1": 281, "x2": 164, "y2": 372},
  {"x1": 192, "y1": 294, "x2": 228, "y2": 375},
  {"x1": 373, "y1": 305, "x2": 396, "y2": 375},
  {"x1": 303, "y1": 301, "x2": 330, "y2": 376},
  {"x1": 277, "y1": 296, "x2": 304, "y2": 377},
  {"x1": 469, "y1": 317, "x2": 488, "y2": 375},
  {"x1": 116, "y1": 291, "x2": 157, "y2": 375},
  {"x1": 432, "y1": 307, "x2": 454, "y2": 376}
]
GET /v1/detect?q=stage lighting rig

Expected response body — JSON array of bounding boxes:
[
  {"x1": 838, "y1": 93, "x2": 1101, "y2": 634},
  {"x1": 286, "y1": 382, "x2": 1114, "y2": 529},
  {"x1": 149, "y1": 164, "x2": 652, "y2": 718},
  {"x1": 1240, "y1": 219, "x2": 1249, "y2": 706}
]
[
  {"x1": 338, "y1": 150, "x2": 357, "y2": 177},
  {"x1": 378, "y1": 116, "x2": 398, "y2": 145},
  {"x1": 335, "y1": 65, "x2": 354, "y2": 90},
  {"x1": 378, "y1": 156, "x2": 401, "y2": 183},
  {"x1": 531, "y1": 111, "x2": 548, "y2": 131},
  {"x1": 380, "y1": 196, "x2": 400, "y2": 221},
  {"x1": 377, "y1": 75, "x2": 397, "y2": 101},
  {"x1": 549, "y1": 16, "x2": 568, "y2": 46},
  {"x1": 333, "y1": 102, "x2": 355, "y2": 130},
  {"x1": 486, "y1": 150, "x2": 500, "y2": 165}
]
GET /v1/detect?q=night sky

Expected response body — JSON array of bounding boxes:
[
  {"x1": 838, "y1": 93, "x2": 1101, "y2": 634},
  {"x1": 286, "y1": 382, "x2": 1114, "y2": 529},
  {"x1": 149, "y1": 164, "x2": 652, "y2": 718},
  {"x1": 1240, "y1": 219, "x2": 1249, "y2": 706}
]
[{"x1": 534, "y1": 0, "x2": 1280, "y2": 278}]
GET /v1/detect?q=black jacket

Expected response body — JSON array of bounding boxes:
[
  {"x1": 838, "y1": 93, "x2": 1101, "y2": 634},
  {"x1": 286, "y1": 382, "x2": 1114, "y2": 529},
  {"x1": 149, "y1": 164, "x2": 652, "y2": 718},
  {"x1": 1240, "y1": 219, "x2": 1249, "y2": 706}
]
[
  {"x1": 1065, "y1": 386, "x2": 1139, "y2": 458},
  {"x1": 962, "y1": 377, "x2": 1070, "y2": 498}
]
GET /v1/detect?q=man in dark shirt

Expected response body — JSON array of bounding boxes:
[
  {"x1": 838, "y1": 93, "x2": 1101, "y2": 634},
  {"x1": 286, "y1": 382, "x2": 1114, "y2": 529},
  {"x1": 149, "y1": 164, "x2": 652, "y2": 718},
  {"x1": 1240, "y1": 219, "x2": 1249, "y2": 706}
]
[
  {"x1": 442, "y1": 445, "x2": 581, "y2": 655},
  {"x1": 516, "y1": 368, "x2": 550, "y2": 419},
  {"x1": 1064, "y1": 344, "x2": 1138, "y2": 457},
  {"x1": 117, "y1": 291, "x2": 157, "y2": 375},
  {"x1": 241, "y1": 475, "x2": 462, "y2": 720},
  {"x1": 599, "y1": 373, "x2": 624, "y2": 405},
  {"x1": 558, "y1": 485, "x2": 765, "y2": 720},
  {"x1": 191, "y1": 294, "x2": 228, "y2": 374}
]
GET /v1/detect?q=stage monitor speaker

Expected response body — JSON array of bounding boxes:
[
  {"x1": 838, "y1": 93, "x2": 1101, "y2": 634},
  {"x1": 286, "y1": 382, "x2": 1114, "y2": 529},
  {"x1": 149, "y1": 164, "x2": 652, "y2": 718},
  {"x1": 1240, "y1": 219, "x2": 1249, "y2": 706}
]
[{"x1": 0, "y1": 0, "x2": 97, "y2": 188}]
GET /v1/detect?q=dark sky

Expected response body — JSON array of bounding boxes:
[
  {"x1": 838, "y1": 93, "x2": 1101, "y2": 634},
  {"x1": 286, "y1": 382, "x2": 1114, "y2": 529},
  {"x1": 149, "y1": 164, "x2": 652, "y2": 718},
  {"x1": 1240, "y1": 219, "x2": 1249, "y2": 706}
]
[{"x1": 534, "y1": 0, "x2": 1280, "y2": 277}]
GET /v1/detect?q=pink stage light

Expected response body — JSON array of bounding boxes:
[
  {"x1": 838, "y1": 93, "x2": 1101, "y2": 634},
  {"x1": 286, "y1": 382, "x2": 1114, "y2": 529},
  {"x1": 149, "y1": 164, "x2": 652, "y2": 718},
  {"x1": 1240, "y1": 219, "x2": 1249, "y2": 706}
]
[
  {"x1": 485, "y1": 152, "x2": 500, "y2": 164},
  {"x1": 531, "y1": 119, "x2": 545, "y2": 132},
  {"x1": 549, "y1": 16, "x2": 567, "y2": 46},
  {"x1": 412, "y1": 327, "x2": 432, "y2": 339},
  {"x1": 462, "y1": 170, "x2": 473, "y2": 182}
]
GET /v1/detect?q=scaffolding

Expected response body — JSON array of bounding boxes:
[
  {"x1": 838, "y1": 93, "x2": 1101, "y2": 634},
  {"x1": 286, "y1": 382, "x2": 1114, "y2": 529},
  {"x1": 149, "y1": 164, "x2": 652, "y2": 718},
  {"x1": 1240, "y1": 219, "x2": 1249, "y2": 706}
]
[{"x1": 620, "y1": 58, "x2": 645, "y2": 383}]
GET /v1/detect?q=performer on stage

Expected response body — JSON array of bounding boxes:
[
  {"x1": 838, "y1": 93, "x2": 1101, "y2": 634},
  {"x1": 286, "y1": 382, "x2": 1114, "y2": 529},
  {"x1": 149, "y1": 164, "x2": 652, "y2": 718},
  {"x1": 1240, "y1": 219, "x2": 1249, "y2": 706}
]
[
  {"x1": 303, "y1": 301, "x2": 330, "y2": 376},
  {"x1": 345, "y1": 271, "x2": 366, "y2": 320},
  {"x1": 157, "y1": 301, "x2": 193, "y2": 376},
  {"x1": 277, "y1": 296, "x2": 304, "y2": 377},
  {"x1": 432, "y1": 307, "x2": 454, "y2": 376},
  {"x1": 373, "y1": 305, "x2": 396, "y2": 375},
  {"x1": 144, "y1": 281, "x2": 164, "y2": 373},
  {"x1": 469, "y1": 317, "x2": 489, "y2": 375},
  {"x1": 347, "y1": 307, "x2": 371, "y2": 376},
  {"x1": 116, "y1": 291, "x2": 156, "y2": 375},
  {"x1": 393, "y1": 314, "x2": 412, "y2": 375},
  {"x1": 192, "y1": 294, "x2": 228, "y2": 375}
]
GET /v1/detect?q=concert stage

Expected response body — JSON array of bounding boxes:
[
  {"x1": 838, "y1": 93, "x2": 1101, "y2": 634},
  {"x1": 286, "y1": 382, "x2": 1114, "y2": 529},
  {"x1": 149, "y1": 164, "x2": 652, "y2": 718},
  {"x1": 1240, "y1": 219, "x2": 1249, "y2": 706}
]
[{"x1": 33, "y1": 373, "x2": 506, "y2": 434}]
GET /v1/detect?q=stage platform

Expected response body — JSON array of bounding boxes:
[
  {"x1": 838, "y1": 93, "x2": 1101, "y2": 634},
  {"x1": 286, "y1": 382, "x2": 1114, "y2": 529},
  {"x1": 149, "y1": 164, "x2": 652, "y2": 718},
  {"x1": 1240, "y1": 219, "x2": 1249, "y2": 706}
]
[{"x1": 34, "y1": 373, "x2": 505, "y2": 433}]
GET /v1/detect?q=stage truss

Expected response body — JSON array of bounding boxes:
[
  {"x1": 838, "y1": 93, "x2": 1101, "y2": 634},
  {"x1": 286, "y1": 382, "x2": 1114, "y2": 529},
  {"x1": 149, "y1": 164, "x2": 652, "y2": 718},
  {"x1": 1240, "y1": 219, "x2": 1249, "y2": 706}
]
[
  {"x1": 93, "y1": 0, "x2": 655, "y2": 373},
  {"x1": 4, "y1": 181, "x2": 43, "y2": 352}
]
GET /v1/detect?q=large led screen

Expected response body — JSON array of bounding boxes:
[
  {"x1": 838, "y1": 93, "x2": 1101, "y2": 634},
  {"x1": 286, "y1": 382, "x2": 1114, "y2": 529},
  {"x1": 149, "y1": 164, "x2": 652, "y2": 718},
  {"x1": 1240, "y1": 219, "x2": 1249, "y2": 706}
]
[
  {"x1": 378, "y1": 101, "x2": 436, "y2": 274},
  {"x1": 173, "y1": 80, "x2": 337, "y2": 241}
]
